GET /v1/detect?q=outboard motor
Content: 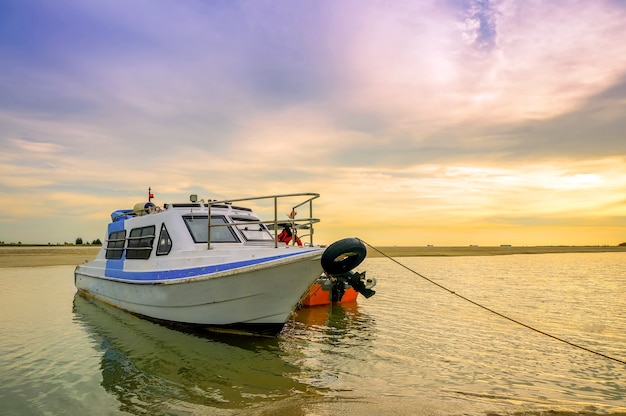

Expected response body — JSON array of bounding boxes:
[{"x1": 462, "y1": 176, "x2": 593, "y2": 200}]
[{"x1": 321, "y1": 238, "x2": 376, "y2": 299}]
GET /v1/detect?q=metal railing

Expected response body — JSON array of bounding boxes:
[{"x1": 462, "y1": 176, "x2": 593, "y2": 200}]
[{"x1": 207, "y1": 193, "x2": 320, "y2": 249}]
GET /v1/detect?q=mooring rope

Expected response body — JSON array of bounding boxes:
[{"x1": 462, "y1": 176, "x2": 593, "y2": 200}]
[{"x1": 363, "y1": 241, "x2": 626, "y2": 366}]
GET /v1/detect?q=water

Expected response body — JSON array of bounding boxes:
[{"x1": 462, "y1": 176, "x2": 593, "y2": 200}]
[{"x1": 1, "y1": 253, "x2": 625, "y2": 415}]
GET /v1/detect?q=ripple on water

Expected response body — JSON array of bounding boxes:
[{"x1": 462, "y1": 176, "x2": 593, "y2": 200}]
[{"x1": 1, "y1": 254, "x2": 625, "y2": 415}]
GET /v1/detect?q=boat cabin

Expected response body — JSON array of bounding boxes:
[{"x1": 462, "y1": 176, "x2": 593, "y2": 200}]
[{"x1": 102, "y1": 194, "x2": 319, "y2": 262}]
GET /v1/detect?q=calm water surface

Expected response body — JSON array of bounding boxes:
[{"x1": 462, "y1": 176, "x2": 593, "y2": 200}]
[{"x1": 1, "y1": 252, "x2": 625, "y2": 415}]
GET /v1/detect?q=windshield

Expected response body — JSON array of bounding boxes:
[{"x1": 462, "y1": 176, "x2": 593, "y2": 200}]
[
  {"x1": 231, "y1": 216, "x2": 274, "y2": 242},
  {"x1": 183, "y1": 215, "x2": 239, "y2": 243}
]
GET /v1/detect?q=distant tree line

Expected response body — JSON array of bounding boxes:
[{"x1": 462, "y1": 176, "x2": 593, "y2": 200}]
[
  {"x1": 0, "y1": 239, "x2": 102, "y2": 245},
  {"x1": 75, "y1": 238, "x2": 102, "y2": 245}
]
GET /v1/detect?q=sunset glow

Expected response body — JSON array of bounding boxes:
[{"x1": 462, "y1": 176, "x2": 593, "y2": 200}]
[{"x1": 1, "y1": 0, "x2": 626, "y2": 246}]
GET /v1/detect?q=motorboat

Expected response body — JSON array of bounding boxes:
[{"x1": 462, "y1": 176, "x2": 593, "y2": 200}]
[
  {"x1": 299, "y1": 271, "x2": 376, "y2": 307},
  {"x1": 74, "y1": 191, "x2": 370, "y2": 335}
]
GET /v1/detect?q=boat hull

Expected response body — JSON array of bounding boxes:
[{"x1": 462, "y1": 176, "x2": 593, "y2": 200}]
[
  {"x1": 75, "y1": 252, "x2": 323, "y2": 334},
  {"x1": 300, "y1": 284, "x2": 359, "y2": 307},
  {"x1": 300, "y1": 272, "x2": 376, "y2": 307}
]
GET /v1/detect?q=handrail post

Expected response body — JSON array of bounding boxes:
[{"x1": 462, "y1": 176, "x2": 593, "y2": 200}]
[
  {"x1": 309, "y1": 199, "x2": 314, "y2": 246},
  {"x1": 207, "y1": 203, "x2": 211, "y2": 250},
  {"x1": 273, "y1": 197, "x2": 278, "y2": 248}
]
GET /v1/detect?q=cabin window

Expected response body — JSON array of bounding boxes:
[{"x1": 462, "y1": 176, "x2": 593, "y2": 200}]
[
  {"x1": 231, "y1": 216, "x2": 274, "y2": 242},
  {"x1": 183, "y1": 215, "x2": 239, "y2": 243},
  {"x1": 105, "y1": 230, "x2": 126, "y2": 259},
  {"x1": 156, "y1": 223, "x2": 172, "y2": 256},
  {"x1": 126, "y1": 225, "x2": 156, "y2": 260}
]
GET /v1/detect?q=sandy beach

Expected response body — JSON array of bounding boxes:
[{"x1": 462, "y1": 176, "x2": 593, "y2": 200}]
[
  {"x1": 0, "y1": 246, "x2": 101, "y2": 268},
  {"x1": 1, "y1": 244, "x2": 625, "y2": 268}
]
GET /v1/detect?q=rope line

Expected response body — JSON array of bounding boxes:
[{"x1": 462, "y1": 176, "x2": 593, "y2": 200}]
[{"x1": 363, "y1": 241, "x2": 626, "y2": 366}]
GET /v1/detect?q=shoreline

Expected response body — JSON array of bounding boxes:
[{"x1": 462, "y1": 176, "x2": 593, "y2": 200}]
[
  {"x1": 1, "y1": 245, "x2": 625, "y2": 268},
  {"x1": 366, "y1": 245, "x2": 626, "y2": 258}
]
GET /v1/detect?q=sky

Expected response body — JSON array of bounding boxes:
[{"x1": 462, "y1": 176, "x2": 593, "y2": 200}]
[{"x1": 1, "y1": 0, "x2": 626, "y2": 247}]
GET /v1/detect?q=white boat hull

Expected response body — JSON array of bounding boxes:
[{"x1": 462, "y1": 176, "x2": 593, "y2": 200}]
[{"x1": 75, "y1": 251, "x2": 323, "y2": 334}]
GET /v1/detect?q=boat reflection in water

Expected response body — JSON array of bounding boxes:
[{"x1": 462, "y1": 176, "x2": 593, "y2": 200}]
[
  {"x1": 291, "y1": 301, "x2": 376, "y2": 338},
  {"x1": 282, "y1": 302, "x2": 377, "y2": 390},
  {"x1": 72, "y1": 294, "x2": 321, "y2": 414}
]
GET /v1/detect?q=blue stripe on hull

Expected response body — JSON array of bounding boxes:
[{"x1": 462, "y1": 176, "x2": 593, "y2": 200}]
[{"x1": 104, "y1": 251, "x2": 319, "y2": 282}]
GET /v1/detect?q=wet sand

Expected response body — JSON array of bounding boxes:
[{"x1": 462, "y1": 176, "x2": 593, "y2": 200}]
[
  {"x1": 0, "y1": 246, "x2": 101, "y2": 268},
  {"x1": 1, "y1": 245, "x2": 625, "y2": 268}
]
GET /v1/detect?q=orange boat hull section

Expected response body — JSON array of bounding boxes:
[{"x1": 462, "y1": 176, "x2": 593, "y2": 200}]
[{"x1": 300, "y1": 283, "x2": 359, "y2": 307}]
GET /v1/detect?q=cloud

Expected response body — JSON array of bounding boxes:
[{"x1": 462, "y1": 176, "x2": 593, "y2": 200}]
[
  {"x1": 319, "y1": 0, "x2": 626, "y2": 140},
  {"x1": 1, "y1": 0, "x2": 626, "y2": 245}
]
